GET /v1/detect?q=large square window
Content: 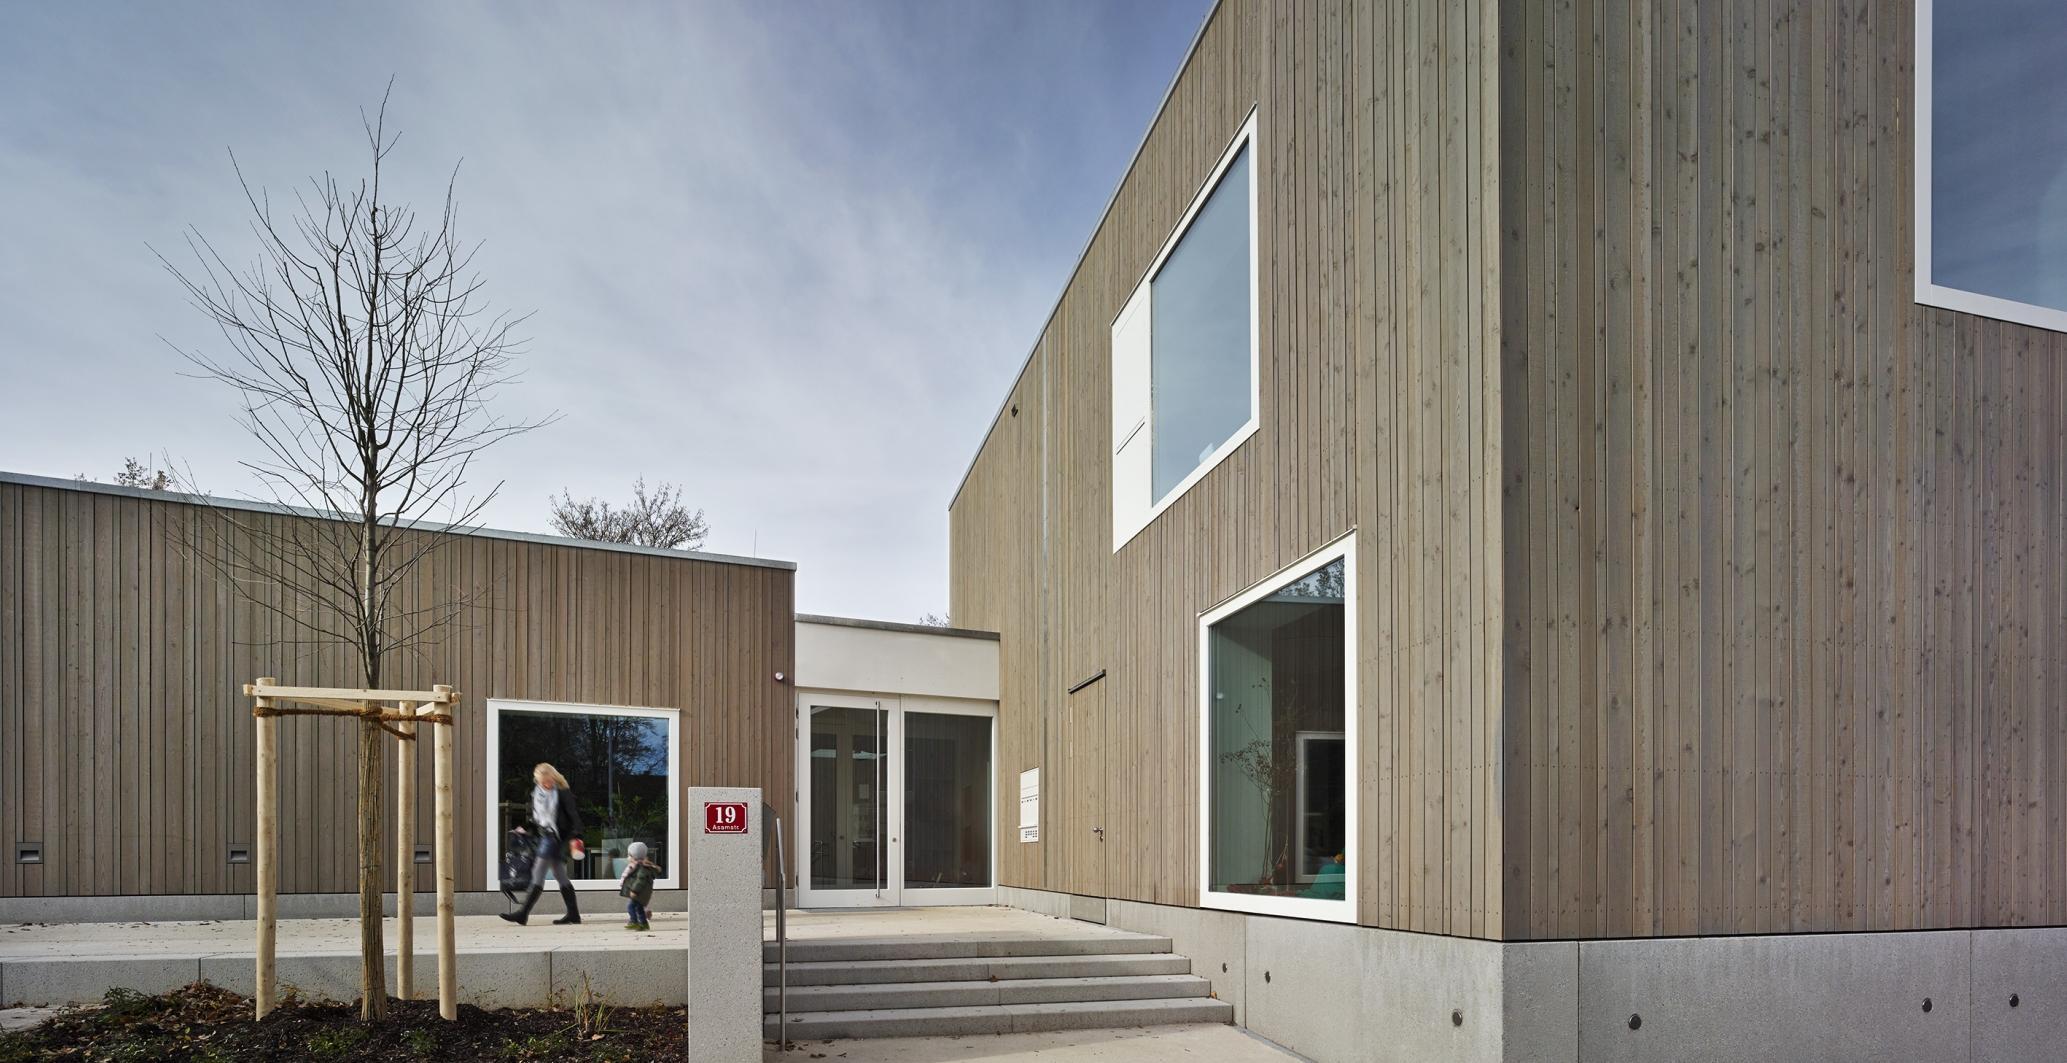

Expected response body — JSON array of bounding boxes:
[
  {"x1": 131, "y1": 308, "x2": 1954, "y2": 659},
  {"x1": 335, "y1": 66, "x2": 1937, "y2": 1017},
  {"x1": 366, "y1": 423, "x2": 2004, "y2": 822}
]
[
  {"x1": 1916, "y1": 0, "x2": 2067, "y2": 332},
  {"x1": 484, "y1": 700, "x2": 680, "y2": 891},
  {"x1": 1112, "y1": 110, "x2": 1260, "y2": 549},
  {"x1": 1200, "y1": 538, "x2": 1356, "y2": 922}
]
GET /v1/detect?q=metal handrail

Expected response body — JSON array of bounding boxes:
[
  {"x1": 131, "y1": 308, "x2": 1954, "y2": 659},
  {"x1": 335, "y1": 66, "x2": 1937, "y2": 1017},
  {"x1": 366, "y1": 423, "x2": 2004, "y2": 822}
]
[{"x1": 765, "y1": 802, "x2": 789, "y2": 1051}]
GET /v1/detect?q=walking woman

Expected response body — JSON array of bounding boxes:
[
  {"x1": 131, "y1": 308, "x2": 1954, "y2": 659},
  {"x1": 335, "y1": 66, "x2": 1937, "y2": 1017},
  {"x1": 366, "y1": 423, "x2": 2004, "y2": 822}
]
[{"x1": 501, "y1": 763, "x2": 587, "y2": 925}]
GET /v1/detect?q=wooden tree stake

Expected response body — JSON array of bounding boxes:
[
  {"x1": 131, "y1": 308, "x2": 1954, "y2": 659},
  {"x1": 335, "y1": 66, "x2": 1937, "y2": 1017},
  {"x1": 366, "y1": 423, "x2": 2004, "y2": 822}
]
[
  {"x1": 395, "y1": 702, "x2": 416, "y2": 1000},
  {"x1": 432, "y1": 684, "x2": 458, "y2": 1020},
  {"x1": 253, "y1": 677, "x2": 279, "y2": 1020}
]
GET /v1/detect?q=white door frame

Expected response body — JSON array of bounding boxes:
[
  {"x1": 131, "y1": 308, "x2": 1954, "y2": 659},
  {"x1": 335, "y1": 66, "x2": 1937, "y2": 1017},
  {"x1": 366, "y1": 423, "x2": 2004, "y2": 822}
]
[
  {"x1": 794, "y1": 690, "x2": 997, "y2": 907},
  {"x1": 796, "y1": 692, "x2": 898, "y2": 908}
]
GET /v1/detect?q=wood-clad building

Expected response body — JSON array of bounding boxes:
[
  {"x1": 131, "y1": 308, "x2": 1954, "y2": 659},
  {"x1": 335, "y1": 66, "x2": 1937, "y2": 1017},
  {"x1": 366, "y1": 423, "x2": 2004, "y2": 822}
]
[
  {"x1": 952, "y1": 1, "x2": 2067, "y2": 1058},
  {"x1": 0, "y1": 472, "x2": 796, "y2": 908}
]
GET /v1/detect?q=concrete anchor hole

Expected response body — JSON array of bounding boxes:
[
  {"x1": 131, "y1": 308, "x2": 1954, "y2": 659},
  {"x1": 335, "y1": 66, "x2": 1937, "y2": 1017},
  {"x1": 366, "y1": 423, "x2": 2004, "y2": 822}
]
[
  {"x1": 2010, "y1": 994, "x2": 2020, "y2": 1008},
  {"x1": 1922, "y1": 998, "x2": 1933, "y2": 1013},
  {"x1": 1221, "y1": 962, "x2": 1228, "y2": 973},
  {"x1": 1451, "y1": 1010, "x2": 1463, "y2": 1028},
  {"x1": 1628, "y1": 1014, "x2": 1642, "y2": 1031},
  {"x1": 1264, "y1": 971, "x2": 1271, "y2": 984}
]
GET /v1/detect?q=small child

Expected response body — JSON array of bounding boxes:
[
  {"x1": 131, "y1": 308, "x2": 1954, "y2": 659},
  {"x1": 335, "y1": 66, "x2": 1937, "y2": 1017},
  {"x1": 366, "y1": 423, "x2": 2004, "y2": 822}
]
[{"x1": 619, "y1": 841, "x2": 661, "y2": 931}]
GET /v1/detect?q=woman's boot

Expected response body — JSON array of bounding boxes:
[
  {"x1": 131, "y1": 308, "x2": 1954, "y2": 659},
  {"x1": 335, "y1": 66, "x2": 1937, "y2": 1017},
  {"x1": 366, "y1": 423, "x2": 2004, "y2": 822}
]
[
  {"x1": 500, "y1": 884, "x2": 543, "y2": 925},
  {"x1": 552, "y1": 882, "x2": 581, "y2": 925}
]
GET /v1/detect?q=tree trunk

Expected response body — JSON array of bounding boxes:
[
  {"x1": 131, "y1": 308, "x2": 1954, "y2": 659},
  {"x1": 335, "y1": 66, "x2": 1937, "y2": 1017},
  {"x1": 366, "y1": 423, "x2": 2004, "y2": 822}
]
[{"x1": 358, "y1": 713, "x2": 387, "y2": 1020}]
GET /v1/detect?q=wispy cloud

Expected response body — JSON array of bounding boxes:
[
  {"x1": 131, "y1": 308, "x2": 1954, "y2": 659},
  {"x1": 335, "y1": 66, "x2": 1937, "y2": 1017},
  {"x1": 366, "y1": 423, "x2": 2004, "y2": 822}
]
[{"x1": 0, "y1": 0, "x2": 1210, "y2": 620}]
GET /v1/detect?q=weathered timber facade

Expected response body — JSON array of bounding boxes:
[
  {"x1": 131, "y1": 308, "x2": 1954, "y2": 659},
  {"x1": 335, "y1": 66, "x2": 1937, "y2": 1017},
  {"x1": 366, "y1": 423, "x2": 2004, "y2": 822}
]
[
  {"x1": 950, "y1": 0, "x2": 2067, "y2": 945},
  {"x1": 0, "y1": 474, "x2": 796, "y2": 900}
]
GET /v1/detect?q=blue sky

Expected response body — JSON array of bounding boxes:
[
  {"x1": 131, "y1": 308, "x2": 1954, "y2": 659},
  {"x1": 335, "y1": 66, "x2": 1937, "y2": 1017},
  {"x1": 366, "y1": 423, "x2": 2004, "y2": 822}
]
[{"x1": 0, "y1": 1, "x2": 1213, "y2": 620}]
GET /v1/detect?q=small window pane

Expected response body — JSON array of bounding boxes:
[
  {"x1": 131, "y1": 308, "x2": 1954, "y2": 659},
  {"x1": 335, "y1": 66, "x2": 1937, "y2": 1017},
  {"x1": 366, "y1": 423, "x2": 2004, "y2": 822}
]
[
  {"x1": 1207, "y1": 557, "x2": 1347, "y2": 900},
  {"x1": 497, "y1": 709, "x2": 671, "y2": 881},
  {"x1": 1929, "y1": 0, "x2": 2067, "y2": 313},
  {"x1": 1151, "y1": 146, "x2": 1253, "y2": 500},
  {"x1": 904, "y1": 713, "x2": 993, "y2": 889}
]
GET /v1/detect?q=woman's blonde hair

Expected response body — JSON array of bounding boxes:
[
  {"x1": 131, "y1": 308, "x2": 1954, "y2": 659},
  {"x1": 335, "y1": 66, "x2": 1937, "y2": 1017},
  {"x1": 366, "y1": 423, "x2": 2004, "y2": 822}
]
[{"x1": 533, "y1": 763, "x2": 568, "y2": 789}]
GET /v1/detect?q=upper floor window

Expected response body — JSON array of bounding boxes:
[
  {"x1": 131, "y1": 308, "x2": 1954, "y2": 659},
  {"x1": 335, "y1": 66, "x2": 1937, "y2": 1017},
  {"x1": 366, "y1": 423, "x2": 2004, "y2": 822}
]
[
  {"x1": 1916, "y1": 0, "x2": 2067, "y2": 332},
  {"x1": 1112, "y1": 110, "x2": 1259, "y2": 550}
]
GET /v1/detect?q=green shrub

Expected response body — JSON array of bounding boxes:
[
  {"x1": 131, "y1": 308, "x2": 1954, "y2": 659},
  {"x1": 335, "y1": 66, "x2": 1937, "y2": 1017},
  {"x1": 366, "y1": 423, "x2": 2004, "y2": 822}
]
[{"x1": 307, "y1": 1024, "x2": 371, "y2": 1060}]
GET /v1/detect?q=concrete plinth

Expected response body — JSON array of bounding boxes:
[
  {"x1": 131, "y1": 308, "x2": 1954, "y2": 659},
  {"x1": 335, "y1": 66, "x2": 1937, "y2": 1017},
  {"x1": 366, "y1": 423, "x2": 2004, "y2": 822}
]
[
  {"x1": 686, "y1": 786, "x2": 761, "y2": 1062},
  {"x1": 1000, "y1": 886, "x2": 2067, "y2": 1063}
]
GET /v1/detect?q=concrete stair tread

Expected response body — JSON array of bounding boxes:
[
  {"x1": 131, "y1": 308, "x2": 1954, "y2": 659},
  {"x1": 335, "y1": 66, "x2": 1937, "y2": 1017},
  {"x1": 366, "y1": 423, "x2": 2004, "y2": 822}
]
[
  {"x1": 765, "y1": 973, "x2": 1214, "y2": 1010},
  {"x1": 768, "y1": 951, "x2": 1191, "y2": 986},
  {"x1": 762, "y1": 996, "x2": 1235, "y2": 1038},
  {"x1": 763, "y1": 931, "x2": 1170, "y2": 962}
]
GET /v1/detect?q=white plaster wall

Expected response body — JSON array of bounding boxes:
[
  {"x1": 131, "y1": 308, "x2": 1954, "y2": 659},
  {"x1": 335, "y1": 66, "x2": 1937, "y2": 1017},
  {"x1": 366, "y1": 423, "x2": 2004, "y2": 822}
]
[{"x1": 794, "y1": 621, "x2": 998, "y2": 702}]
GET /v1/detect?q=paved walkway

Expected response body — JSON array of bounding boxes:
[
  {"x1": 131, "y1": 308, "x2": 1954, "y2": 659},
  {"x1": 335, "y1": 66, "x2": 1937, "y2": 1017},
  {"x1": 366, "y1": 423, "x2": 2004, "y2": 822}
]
[
  {"x1": 0, "y1": 903, "x2": 1109, "y2": 960},
  {"x1": 1, "y1": 911, "x2": 680, "y2": 959},
  {"x1": 763, "y1": 905, "x2": 1146, "y2": 944},
  {"x1": 768, "y1": 1024, "x2": 1300, "y2": 1061}
]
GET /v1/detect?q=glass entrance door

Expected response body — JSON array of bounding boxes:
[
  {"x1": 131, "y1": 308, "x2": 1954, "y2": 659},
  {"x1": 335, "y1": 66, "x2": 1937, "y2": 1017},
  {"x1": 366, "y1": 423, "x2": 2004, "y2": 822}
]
[
  {"x1": 800, "y1": 701, "x2": 893, "y2": 907},
  {"x1": 795, "y1": 695, "x2": 996, "y2": 907}
]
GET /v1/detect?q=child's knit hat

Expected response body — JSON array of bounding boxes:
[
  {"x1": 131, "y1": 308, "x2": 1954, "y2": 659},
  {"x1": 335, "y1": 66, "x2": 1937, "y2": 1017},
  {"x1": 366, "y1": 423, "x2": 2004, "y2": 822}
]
[{"x1": 628, "y1": 842, "x2": 649, "y2": 861}]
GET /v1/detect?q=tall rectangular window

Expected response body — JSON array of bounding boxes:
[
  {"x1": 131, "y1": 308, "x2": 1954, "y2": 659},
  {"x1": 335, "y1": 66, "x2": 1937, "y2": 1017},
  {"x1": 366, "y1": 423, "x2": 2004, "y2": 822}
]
[
  {"x1": 485, "y1": 701, "x2": 681, "y2": 890},
  {"x1": 1113, "y1": 110, "x2": 1260, "y2": 550},
  {"x1": 1916, "y1": 0, "x2": 2067, "y2": 332},
  {"x1": 1150, "y1": 144, "x2": 1254, "y2": 500},
  {"x1": 1200, "y1": 537, "x2": 1357, "y2": 922}
]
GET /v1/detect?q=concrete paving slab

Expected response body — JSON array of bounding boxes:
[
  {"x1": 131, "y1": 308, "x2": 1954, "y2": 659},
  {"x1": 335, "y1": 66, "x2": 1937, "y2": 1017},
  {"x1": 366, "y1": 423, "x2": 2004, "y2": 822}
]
[
  {"x1": 0, "y1": 911, "x2": 685, "y2": 959},
  {"x1": 1, "y1": 1006, "x2": 66, "y2": 1032},
  {"x1": 764, "y1": 905, "x2": 1142, "y2": 945},
  {"x1": 2, "y1": 955, "x2": 203, "y2": 1007},
  {"x1": 766, "y1": 1022, "x2": 1297, "y2": 1061}
]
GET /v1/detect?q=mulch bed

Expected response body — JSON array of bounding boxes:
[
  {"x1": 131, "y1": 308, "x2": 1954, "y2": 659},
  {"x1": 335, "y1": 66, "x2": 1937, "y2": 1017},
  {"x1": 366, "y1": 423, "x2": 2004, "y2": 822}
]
[{"x1": 0, "y1": 983, "x2": 697, "y2": 1062}]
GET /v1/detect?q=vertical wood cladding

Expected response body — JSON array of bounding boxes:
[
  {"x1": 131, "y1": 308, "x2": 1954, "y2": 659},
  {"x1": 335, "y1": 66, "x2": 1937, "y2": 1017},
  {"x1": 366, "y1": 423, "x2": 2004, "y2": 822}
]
[
  {"x1": 0, "y1": 479, "x2": 795, "y2": 898},
  {"x1": 951, "y1": 0, "x2": 1505, "y2": 937},
  {"x1": 958, "y1": 0, "x2": 2067, "y2": 942},
  {"x1": 1499, "y1": 0, "x2": 2067, "y2": 938}
]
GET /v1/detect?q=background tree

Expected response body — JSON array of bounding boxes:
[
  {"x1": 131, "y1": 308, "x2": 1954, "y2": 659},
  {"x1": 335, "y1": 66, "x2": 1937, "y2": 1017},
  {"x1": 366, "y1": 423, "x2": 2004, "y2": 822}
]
[
  {"x1": 160, "y1": 91, "x2": 549, "y2": 1020},
  {"x1": 917, "y1": 612, "x2": 950, "y2": 627},
  {"x1": 78, "y1": 456, "x2": 176, "y2": 490},
  {"x1": 548, "y1": 478, "x2": 708, "y2": 549}
]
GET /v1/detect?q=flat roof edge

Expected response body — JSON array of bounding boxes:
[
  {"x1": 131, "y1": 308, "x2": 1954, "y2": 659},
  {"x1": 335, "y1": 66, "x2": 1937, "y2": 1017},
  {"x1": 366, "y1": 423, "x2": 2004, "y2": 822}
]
[
  {"x1": 948, "y1": 0, "x2": 1226, "y2": 510},
  {"x1": 798, "y1": 613, "x2": 1000, "y2": 641},
  {"x1": 0, "y1": 470, "x2": 799, "y2": 572}
]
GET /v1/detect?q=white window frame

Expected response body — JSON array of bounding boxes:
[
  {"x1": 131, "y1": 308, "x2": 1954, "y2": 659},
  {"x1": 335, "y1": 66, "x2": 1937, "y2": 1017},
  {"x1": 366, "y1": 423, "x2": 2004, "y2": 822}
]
[
  {"x1": 483, "y1": 698, "x2": 682, "y2": 892},
  {"x1": 1112, "y1": 108, "x2": 1262, "y2": 551},
  {"x1": 1198, "y1": 532, "x2": 1358, "y2": 923},
  {"x1": 1913, "y1": 0, "x2": 2067, "y2": 334}
]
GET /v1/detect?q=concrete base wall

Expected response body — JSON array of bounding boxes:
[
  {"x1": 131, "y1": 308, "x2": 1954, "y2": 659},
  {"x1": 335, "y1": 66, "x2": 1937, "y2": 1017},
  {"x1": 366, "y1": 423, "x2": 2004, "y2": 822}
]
[{"x1": 999, "y1": 887, "x2": 2067, "y2": 1063}]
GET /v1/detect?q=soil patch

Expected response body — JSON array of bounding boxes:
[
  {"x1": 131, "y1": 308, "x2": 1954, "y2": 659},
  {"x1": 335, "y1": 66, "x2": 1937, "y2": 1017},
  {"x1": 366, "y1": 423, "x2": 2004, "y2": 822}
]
[{"x1": 0, "y1": 983, "x2": 693, "y2": 1062}]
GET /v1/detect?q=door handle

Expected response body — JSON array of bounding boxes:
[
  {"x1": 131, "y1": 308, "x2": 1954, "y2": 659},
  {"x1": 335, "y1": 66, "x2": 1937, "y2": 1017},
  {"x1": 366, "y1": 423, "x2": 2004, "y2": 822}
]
[{"x1": 1092, "y1": 826, "x2": 1105, "y2": 839}]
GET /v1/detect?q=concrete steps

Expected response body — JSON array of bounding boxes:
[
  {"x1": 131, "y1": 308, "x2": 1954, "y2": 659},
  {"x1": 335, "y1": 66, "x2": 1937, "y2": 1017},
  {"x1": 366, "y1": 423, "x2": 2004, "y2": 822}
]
[{"x1": 762, "y1": 927, "x2": 1232, "y2": 1040}]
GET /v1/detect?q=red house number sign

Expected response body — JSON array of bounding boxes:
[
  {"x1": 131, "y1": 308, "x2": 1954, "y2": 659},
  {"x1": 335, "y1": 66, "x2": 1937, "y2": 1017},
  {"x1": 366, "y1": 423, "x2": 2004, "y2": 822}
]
[{"x1": 703, "y1": 802, "x2": 748, "y2": 834}]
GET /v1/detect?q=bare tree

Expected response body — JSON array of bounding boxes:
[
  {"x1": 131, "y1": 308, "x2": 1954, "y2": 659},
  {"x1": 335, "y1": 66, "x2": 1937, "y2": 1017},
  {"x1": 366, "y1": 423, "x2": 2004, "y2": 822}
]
[
  {"x1": 548, "y1": 478, "x2": 708, "y2": 550},
  {"x1": 917, "y1": 612, "x2": 950, "y2": 627},
  {"x1": 79, "y1": 456, "x2": 176, "y2": 490},
  {"x1": 158, "y1": 90, "x2": 550, "y2": 1021}
]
